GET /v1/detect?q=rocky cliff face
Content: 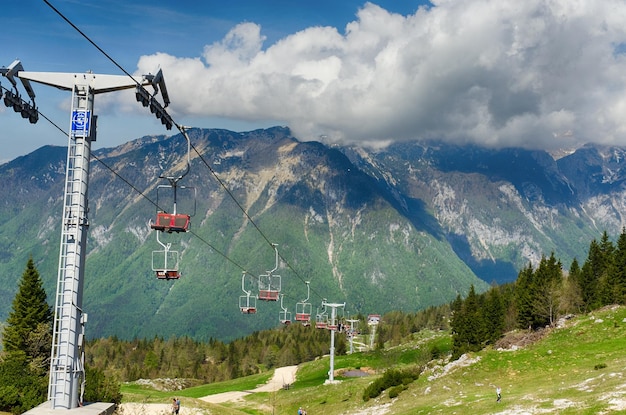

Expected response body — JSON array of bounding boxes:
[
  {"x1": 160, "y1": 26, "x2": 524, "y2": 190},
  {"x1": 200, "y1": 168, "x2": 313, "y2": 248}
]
[{"x1": 0, "y1": 127, "x2": 623, "y2": 341}]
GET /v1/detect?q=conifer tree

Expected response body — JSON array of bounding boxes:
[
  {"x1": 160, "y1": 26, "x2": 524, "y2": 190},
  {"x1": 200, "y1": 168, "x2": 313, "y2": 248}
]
[
  {"x1": 515, "y1": 263, "x2": 535, "y2": 329},
  {"x1": 597, "y1": 231, "x2": 617, "y2": 306},
  {"x1": 0, "y1": 258, "x2": 52, "y2": 413},
  {"x1": 484, "y1": 286, "x2": 505, "y2": 344},
  {"x1": 578, "y1": 240, "x2": 603, "y2": 311},
  {"x1": 561, "y1": 258, "x2": 583, "y2": 313},
  {"x1": 2, "y1": 257, "x2": 52, "y2": 359},
  {"x1": 464, "y1": 286, "x2": 486, "y2": 346},
  {"x1": 614, "y1": 228, "x2": 626, "y2": 304},
  {"x1": 450, "y1": 293, "x2": 463, "y2": 316},
  {"x1": 449, "y1": 293, "x2": 464, "y2": 356},
  {"x1": 532, "y1": 253, "x2": 563, "y2": 327},
  {"x1": 451, "y1": 285, "x2": 485, "y2": 358}
]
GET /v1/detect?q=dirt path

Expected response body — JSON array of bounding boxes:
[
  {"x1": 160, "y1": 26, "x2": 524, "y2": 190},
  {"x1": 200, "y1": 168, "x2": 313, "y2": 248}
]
[
  {"x1": 120, "y1": 366, "x2": 298, "y2": 414},
  {"x1": 199, "y1": 365, "x2": 298, "y2": 403}
]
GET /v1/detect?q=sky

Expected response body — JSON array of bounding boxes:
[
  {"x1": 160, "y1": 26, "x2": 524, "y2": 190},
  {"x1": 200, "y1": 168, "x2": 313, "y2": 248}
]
[{"x1": 3, "y1": 0, "x2": 626, "y2": 163}]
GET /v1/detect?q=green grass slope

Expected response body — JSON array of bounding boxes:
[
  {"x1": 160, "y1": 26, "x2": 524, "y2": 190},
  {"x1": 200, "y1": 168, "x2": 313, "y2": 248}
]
[{"x1": 120, "y1": 305, "x2": 626, "y2": 414}]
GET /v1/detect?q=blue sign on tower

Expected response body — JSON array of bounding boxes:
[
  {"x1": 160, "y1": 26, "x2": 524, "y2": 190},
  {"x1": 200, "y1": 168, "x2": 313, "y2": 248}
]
[{"x1": 71, "y1": 110, "x2": 91, "y2": 136}]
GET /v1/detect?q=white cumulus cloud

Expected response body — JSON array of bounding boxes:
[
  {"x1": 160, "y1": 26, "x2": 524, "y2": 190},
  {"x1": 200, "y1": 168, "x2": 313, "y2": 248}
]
[{"x1": 134, "y1": 0, "x2": 626, "y2": 151}]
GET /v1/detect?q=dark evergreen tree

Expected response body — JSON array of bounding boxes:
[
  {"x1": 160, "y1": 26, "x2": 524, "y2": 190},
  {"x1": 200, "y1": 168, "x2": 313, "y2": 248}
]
[
  {"x1": 83, "y1": 366, "x2": 121, "y2": 404},
  {"x1": 451, "y1": 285, "x2": 485, "y2": 358},
  {"x1": 610, "y1": 228, "x2": 626, "y2": 304},
  {"x1": 599, "y1": 230, "x2": 615, "y2": 259},
  {"x1": 515, "y1": 263, "x2": 535, "y2": 329},
  {"x1": 597, "y1": 231, "x2": 617, "y2": 306},
  {"x1": 0, "y1": 353, "x2": 48, "y2": 414},
  {"x1": 498, "y1": 282, "x2": 518, "y2": 332},
  {"x1": 569, "y1": 257, "x2": 581, "y2": 278},
  {"x1": 578, "y1": 240, "x2": 603, "y2": 311},
  {"x1": 0, "y1": 258, "x2": 52, "y2": 414},
  {"x1": 450, "y1": 293, "x2": 463, "y2": 316},
  {"x1": 2, "y1": 257, "x2": 52, "y2": 356},
  {"x1": 484, "y1": 286, "x2": 505, "y2": 344},
  {"x1": 449, "y1": 293, "x2": 464, "y2": 354},
  {"x1": 532, "y1": 253, "x2": 563, "y2": 327},
  {"x1": 562, "y1": 258, "x2": 583, "y2": 313},
  {"x1": 465, "y1": 287, "x2": 486, "y2": 346}
]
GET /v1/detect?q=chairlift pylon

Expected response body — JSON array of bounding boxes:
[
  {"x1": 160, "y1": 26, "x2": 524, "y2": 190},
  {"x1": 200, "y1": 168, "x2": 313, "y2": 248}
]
[
  {"x1": 322, "y1": 301, "x2": 345, "y2": 332},
  {"x1": 328, "y1": 305, "x2": 345, "y2": 332}
]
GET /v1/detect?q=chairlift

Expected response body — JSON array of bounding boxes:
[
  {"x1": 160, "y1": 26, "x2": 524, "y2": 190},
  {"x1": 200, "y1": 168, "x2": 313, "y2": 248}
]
[
  {"x1": 151, "y1": 211, "x2": 191, "y2": 233},
  {"x1": 258, "y1": 243, "x2": 281, "y2": 301},
  {"x1": 150, "y1": 182, "x2": 196, "y2": 233},
  {"x1": 315, "y1": 303, "x2": 328, "y2": 329},
  {"x1": 345, "y1": 319, "x2": 359, "y2": 338},
  {"x1": 279, "y1": 294, "x2": 291, "y2": 325},
  {"x1": 150, "y1": 127, "x2": 195, "y2": 232},
  {"x1": 239, "y1": 272, "x2": 257, "y2": 314},
  {"x1": 151, "y1": 231, "x2": 180, "y2": 280},
  {"x1": 330, "y1": 306, "x2": 346, "y2": 332},
  {"x1": 149, "y1": 127, "x2": 196, "y2": 277},
  {"x1": 295, "y1": 281, "x2": 312, "y2": 325},
  {"x1": 328, "y1": 303, "x2": 346, "y2": 333},
  {"x1": 328, "y1": 318, "x2": 338, "y2": 331}
]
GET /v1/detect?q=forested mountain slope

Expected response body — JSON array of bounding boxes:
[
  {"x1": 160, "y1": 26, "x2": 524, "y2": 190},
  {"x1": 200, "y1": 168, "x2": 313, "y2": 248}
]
[{"x1": 0, "y1": 127, "x2": 624, "y2": 342}]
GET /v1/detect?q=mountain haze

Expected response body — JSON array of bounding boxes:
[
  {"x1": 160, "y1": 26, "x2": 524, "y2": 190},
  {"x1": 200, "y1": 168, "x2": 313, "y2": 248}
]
[{"x1": 0, "y1": 127, "x2": 624, "y2": 342}]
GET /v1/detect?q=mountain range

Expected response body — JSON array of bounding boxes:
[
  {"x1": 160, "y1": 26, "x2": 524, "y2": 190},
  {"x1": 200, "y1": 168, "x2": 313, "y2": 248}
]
[{"x1": 1, "y1": 126, "x2": 624, "y2": 342}]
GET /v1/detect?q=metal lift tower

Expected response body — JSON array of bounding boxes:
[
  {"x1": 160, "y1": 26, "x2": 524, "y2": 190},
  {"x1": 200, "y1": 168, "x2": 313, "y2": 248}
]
[
  {"x1": 345, "y1": 318, "x2": 359, "y2": 354},
  {"x1": 322, "y1": 301, "x2": 345, "y2": 383},
  {"x1": 9, "y1": 65, "x2": 149, "y2": 410}
]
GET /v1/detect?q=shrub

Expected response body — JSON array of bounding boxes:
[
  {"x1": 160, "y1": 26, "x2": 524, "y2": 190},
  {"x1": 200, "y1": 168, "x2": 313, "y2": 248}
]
[
  {"x1": 388, "y1": 385, "x2": 406, "y2": 399},
  {"x1": 0, "y1": 353, "x2": 47, "y2": 414},
  {"x1": 84, "y1": 366, "x2": 122, "y2": 404},
  {"x1": 362, "y1": 367, "x2": 421, "y2": 401}
]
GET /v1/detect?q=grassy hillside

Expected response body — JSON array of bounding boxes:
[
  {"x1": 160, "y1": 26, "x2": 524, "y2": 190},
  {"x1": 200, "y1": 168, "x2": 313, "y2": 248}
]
[{"x1": 120, "y1": 305, "x2": 626, "y2": 414}]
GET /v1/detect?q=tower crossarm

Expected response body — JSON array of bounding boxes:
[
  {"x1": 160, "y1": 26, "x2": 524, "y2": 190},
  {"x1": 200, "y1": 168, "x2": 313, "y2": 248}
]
[
  {"x1": 15, "y1": 71, "x2": 149, "y2": 93},
  {"x1": 1, "y1": 60, "x2": 37, "y2": 102}
]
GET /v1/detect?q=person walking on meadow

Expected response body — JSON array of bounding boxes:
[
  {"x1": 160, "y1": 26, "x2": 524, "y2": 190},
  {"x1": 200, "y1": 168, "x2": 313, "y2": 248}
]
[{"x1": 496, "y1": 386, "x2": 502, "y2": 403}]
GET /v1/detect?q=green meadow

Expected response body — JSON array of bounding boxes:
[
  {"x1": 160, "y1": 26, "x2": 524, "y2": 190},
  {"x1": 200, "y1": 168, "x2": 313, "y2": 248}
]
[{"x1": 120, "y1": 305, "x2": 626, "y2": 414}]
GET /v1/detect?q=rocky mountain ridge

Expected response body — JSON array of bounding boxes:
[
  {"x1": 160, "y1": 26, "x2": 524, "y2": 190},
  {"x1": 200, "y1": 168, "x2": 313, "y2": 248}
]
[{"x1": 0, "y1": 127, "x2": 623, "y2": 341}]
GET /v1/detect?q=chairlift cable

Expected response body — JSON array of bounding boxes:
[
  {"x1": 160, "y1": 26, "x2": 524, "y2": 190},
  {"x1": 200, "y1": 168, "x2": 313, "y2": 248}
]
[
  {"x1": 26, "y1": 86, "x2": 250, "y2": 277},
  {"x1": 188, "y1": 141, "x2": 327, "y2": 300},
  {"x1": 43, "y1": 0, "x2": 137, "y2": 82},
  {"x1": 43, "y1": 0, "x2": 330, "y2": 303}
]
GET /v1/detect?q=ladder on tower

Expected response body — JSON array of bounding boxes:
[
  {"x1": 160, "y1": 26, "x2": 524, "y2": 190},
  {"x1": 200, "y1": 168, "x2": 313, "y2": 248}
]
[
  {"x1": 49, "y1": 95, "x2": 91, "y2": 408},
  {"x1": 7, "y1": 62, "x2": 161, "y2": 410}
]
